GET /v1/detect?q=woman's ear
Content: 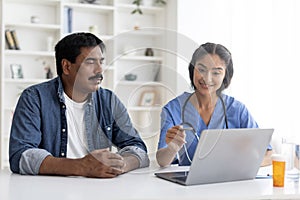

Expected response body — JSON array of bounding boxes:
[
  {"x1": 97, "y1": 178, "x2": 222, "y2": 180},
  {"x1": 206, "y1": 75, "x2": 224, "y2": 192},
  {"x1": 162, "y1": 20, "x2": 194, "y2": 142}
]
[{"x1": 61, "y1": 59, "x2": 71, "y2": 75}]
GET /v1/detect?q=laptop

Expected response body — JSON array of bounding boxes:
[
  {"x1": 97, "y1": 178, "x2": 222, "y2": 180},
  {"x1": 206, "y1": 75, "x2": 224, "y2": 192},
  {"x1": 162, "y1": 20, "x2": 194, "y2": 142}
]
[{"x1": 155, "y1": 128, "x2": 274, "y2": 186}]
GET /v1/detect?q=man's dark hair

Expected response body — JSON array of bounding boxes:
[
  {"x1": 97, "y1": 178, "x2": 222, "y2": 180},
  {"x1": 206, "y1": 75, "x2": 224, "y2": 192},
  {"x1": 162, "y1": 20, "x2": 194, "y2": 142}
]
[{"x1": 55, "y1": 32, "x2": 105, "y2": 77}]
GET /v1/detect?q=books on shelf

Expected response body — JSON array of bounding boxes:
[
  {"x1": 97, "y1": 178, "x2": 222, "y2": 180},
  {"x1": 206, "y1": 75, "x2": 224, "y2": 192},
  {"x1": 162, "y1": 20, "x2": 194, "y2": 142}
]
[
  {"x1": 5, "y1": 29, "x2": 20, "y2": 50},
  {"x1": 5, "y1": 29, "x2": 15, "y2": 49},
  {"x1": 10, "y1": 30, "x2": 20, "y2": 50}
]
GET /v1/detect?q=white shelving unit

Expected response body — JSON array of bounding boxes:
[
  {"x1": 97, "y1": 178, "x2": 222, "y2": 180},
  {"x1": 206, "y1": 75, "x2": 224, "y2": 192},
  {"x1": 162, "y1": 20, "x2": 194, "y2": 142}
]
[
  {"x1": 0, "y1": 0, "x2": 61, "y2": 169},
  {"x1": 0, "y1": 0, "x2": 177, "y2": 169}
]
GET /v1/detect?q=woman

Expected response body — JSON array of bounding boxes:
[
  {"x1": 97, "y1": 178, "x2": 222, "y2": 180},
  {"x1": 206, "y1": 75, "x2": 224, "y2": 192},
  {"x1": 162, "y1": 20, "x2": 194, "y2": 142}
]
[{"x1": 156, "y1": 42, "x2": 272, "y2": 167}]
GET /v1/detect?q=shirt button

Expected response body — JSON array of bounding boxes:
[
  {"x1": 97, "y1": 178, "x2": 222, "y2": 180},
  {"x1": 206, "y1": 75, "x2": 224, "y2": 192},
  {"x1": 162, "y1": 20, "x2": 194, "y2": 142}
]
[
  {"x1": 62, "y1": 129, "x2": 66, "y2": 132},
  {"x1": 107, "y1": 127, "x2": 111, "y2": 131}
]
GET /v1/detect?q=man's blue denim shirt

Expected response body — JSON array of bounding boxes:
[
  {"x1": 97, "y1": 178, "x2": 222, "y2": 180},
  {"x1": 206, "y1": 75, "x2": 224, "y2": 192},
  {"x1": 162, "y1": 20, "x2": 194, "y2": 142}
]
[{"x1": 9, "y1": 77, "x2": 149, "y2": 174}]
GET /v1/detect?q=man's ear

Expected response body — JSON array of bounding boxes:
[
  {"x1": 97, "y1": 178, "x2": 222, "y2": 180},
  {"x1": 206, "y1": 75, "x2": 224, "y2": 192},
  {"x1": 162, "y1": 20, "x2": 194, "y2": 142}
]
[{"x1": 61, "y1": 59, "x2": 71, "y2": 75}]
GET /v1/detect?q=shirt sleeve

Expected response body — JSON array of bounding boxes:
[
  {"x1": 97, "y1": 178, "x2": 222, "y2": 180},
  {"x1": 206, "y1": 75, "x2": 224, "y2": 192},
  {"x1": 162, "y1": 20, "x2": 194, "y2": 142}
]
[
  {"x1": 19, "y1": 149, "x2": 51, "y2": 175},
  {"x1": 9, "y1": 87, "x2": 45, "y2": 174},
  {"x1": 158, "y1": 100, "x2": 184, "y2": 165},
  {"x1": 118, "y1": 146, "x2": 149, "y2": 168},
  {"x1": 239, "y1": 104, "x2": 259, "y2": 128},
  {"x1": 158, "y1": 106, "x2": 175, "y2": 149},
  {"x1": 158, "y1": 97, "x2": 183, "y2": 150}
]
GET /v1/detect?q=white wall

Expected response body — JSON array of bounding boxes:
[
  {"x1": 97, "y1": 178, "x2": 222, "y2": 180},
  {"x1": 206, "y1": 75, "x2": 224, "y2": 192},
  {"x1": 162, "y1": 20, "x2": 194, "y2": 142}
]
[{"x1": 177, "y1": 0, "x2": 300, "y2": 143}]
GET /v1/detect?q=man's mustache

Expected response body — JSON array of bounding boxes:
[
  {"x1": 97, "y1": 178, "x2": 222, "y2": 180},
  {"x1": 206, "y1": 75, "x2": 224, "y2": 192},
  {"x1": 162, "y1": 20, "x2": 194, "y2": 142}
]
[{"x1": 88, "y1": 74, "x2": 103, "y2": 81}]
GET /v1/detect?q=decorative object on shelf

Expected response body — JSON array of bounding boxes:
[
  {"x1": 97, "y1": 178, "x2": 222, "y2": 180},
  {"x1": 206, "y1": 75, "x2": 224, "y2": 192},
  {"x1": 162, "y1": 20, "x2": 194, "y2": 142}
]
[
  {"x1": 81, "y1": 0, "x2": 96, "y2": 4},
  {"x1": 89, "y1": 25, "x2": 99, "y2": 34},
  {"x1": 153, "y1": 0, "x2": 167, "y2": 6},
  {"x1": 124, "y1": 73, "x2": 137, "y2": 81},
  {"x1": 131, "y1": 0, "x2": 166, "y2": 14},
  {"x1": 30, "y1": 16, "x2": 40, "y2": 24},
  {"x1": 131, "y1": 0, "x2": 143, "y2": 14},
  {"x1": 10, "y1": 64, "x2": 23, "y2": 79},
  {"x1": 133, "y1": 22, "x2": 140, "y2": 30},
  {"x1": 45, "y1": 67, "x2": 53, "y2": 79},
  {"x1": 145, "y1": 48, "x2": 154, "y2": 56},
  {"x1": 140, "y1": 91, "x2": 156, "y2": 106},
  {"x1": 80, "y1": 0, "x2": 106, "y2": 4},
  {"x1": 42, "y1": 60, "x2": 53, "y2": 79}
]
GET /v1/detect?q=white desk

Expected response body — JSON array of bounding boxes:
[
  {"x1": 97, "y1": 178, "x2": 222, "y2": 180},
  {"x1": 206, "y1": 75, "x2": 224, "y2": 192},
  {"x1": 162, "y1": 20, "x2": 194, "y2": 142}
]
[{"x1": 1, "y1": 164, "x2": 300, "y2": 200}]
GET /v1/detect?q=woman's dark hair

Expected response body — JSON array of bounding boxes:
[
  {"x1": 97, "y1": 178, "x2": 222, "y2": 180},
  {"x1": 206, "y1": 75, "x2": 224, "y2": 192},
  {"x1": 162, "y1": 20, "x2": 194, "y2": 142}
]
[
  {"x1": 188, "y1": 42, "x2": 233, "y2": 95},
  {"x1": 55, "y1": 32, "x2": 105, "y2": 77}
]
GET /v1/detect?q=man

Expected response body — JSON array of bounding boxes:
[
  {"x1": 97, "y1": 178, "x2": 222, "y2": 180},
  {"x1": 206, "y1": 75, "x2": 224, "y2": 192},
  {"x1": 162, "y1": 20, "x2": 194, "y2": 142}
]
[{"x1": 9, "y1": 32, "x2": 149, "y2": 178}]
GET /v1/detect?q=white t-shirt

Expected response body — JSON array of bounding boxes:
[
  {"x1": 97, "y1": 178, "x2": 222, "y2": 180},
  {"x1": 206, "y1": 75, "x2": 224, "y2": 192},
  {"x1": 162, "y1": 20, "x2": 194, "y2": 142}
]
[{"x1": 64, "y1": 93, "x2": 89, "y2": 158}]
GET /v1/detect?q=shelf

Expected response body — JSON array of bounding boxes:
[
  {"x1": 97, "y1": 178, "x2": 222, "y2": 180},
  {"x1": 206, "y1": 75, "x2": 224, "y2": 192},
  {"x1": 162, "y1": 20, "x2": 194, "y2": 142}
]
[
  {"x1": 5, "y1": 50, "x2": 54, "y2": 57},
  {"x1": 63, "y1": 2, "x2": 114, "y2": 13},
  {"x1": 117, "y1": 29, "x2": 164, "y2": 36},
  {"x1": 4, "y1": 78, "x2": 49, "y2": 84},
  {"x1": 119, "y1": 55, "x2": 163, "y2": 61},
  {"x1": 7, "y1": 0, "x2": 60, "y2": 5},
  {"x1": 5, "y1": 23, "x2": 60, "y2": 30}
]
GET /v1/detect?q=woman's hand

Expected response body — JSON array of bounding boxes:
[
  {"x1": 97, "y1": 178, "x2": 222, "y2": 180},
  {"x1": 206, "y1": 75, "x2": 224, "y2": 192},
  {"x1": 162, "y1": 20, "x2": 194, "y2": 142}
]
[
  {"x1": 156, "y1": 125, "x2": 187, "y2": 167},
  {"x1": 166, "y1": 125, "x2": 186, "y2": 152}
]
